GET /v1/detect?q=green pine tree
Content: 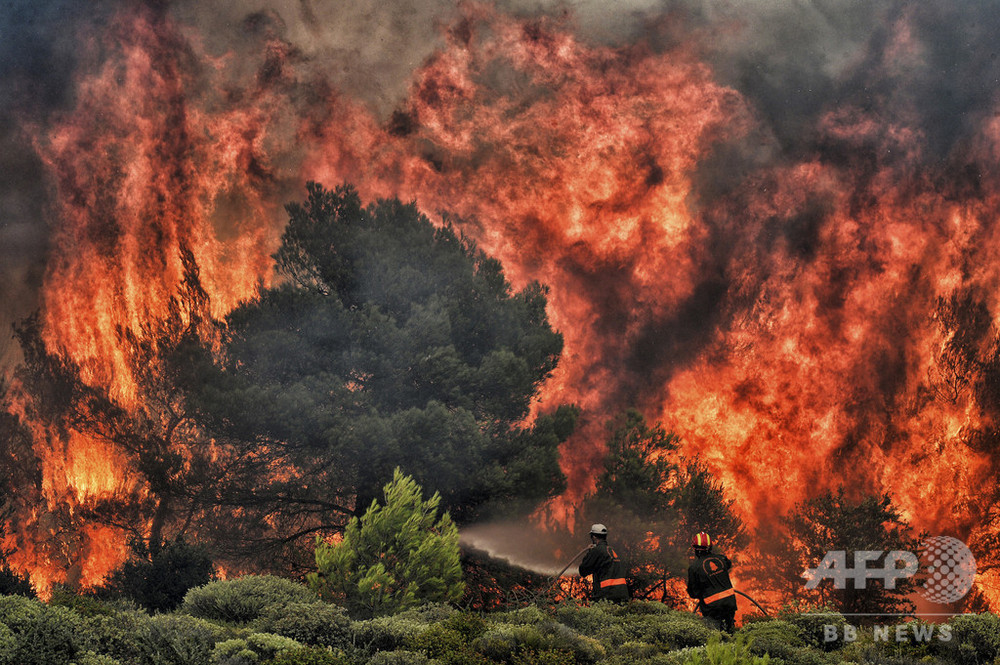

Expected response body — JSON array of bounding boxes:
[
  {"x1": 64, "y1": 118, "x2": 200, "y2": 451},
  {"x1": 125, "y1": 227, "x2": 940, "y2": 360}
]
[{"x1": 308, "y1": 468, "x2": 464, "y2": 618}]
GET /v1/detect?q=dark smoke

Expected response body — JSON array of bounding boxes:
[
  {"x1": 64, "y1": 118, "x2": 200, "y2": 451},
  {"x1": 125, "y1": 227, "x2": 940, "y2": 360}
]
[{"x1": 0, "y1": 1, "x2": 116, "y2": 366}]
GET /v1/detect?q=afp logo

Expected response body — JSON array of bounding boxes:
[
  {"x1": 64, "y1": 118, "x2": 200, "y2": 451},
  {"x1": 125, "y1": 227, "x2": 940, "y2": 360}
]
[{"x1": 803, "y1": 536, "x2": 976, "y2": 604}]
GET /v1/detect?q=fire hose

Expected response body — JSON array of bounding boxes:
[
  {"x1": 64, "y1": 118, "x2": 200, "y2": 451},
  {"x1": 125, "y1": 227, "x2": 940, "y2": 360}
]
[
  {"x1": 733, "y1": 589, "x2": 770, "y2": 616},
  {"x1": 529, "y1": 547, "x2": 771, "y2": 617},
  {"x1": 529, "y1": 546, "x2": 593, "y2": 604}
]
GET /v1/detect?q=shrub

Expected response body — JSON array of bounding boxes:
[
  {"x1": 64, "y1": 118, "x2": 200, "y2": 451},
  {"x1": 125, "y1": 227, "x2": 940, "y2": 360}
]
[
  {"x1": 211, "y1": 632, "x2": 303, "y2": 665},
  {"x1": 80, "y1": 607, "x2": 155, "y2": 664},
  {"x1": 365, "y1": 651, "x2": 433, "y2": 665},
  {"x1": 440, "y1": 612, "x2": 487, "y2": 640},
  {"x1": 473, "y1": 621, "x2": 604, "y2": 664},
  {"x1": 146, "y1": 613, "x2": 233, "y2": 665},
  {"x1": 0, "y1": 622, "x2": 16, "y2": 665},
  {"x1": 683, "y1": 634, "x2": 771, "y2": 665},
  {"x1": 270, "y1": 647, "x2": 351, "y2": 665},
  {"x1": 10, "y1": 602, "x2": 83, "y2": 665},
  {"x1": 614, "y1": 640, "x2": 660, "y2": 660},
  {"x1": 309, "y1": 469, "x2": 464, "y2": 619},
  {"x1": 736, "y1": 620, "x2": 805, "y2": 660},
  {"x1": 405, "y1": 623, "x2": 465, "y2": 660},
  {"x1": 493, "y1": 606, "x2": 551, "y2": 626},
  {"x1": 553, "y1": 603, "x2": 618, "y2": 635},
  {"x1": 352, "y1": 616, "x2": 428, "y2": 653},
  {"x1": 932, "y1": 613, "x2": 1000, "y2": 664},
  {"x1": 0, "y1": 594, "x2": 43, "y2": 633},
  {"x1": 780, "y1": 610, "x2": 846, "y2": 650},
  {"x1": 630, "y1": 610, "x2": 715, "y2": 649},
  {"x1": 49, "y1": 588, "x2": 115, "y2": 618},
  {"x1": 392, "y1": 603, "x2": 457, "y2": 624},
  {"x1": 182, "y1": 575, "x2": 318, "y2": 624},
  {"x1": 73, "y1": 652, "x2": 123, "y2": 665},
  {"x1": 251, "y1": 601, "x2": 351, "y2": 648}
]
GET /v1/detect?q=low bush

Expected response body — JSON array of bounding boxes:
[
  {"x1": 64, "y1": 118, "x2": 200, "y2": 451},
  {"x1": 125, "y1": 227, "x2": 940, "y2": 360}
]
[
  {"x1": 9, "y1": 602, "x2": 84, "y2": 665},
  {"x1": 0, "y1": 622, "x2": 16, "y2": 665},
  {"x1": 736, "y1": 619, "x2": 805, "y2": 660},
  {"x1": 211, "y1": 632, "x2": 303, "y2": 665},
  {"x1": 628, "y1": 609, "x2": 716, "y2": 649},
  {"x1": 392, "y1": 603, "x2": 458, "y2": 624},
  {"x1": 405, "y1": 623, "x2": 465, "y2": 660},
  {"x1": 251, "y1": 601, "x2": 351, "y2": 648},
  {"x1": 682, "y1": 634, "x2": 770, "y2": 665},
  {"x1": 439, "y1": 611, "x2": 488, "y2": 640},
  {"x1": 473, "y1": 620, "x2": 604, "y2": 664},
  {"x1": 0, "y1": 594, "x2": 43, "y2": 633},
  {"x1": 932, "y1": 613, "x2": 1000, "y2": 664},
  {"x1": 270, "y1": 646, "x2": 351, "y2": 665},
  {"x1": 182, "y1": 576, "x2": 318, "y2": 624},
  {"x1": 74, "y1": 652, "x2": 123, "y2": 665},
  {"x1": 553, "y1": 602, "x2": 618, "y2": 635},
  {"x1": 80, "y1": 607, "x2": 155, "y2": 664},
  {"x1": 780, "y1": 610, "x2": 845, "y2": 650},
  {"x1": 352, "y1": 616, "x2": 428, "y2": 653},
  {"x1": 146, "y1": 613, "x2": 233, "y2": 665},
  {"x1": 48, "y1": 588, "x2": 115, "y2": 618},
  {"x1": 365, "y1": 651, "x2": 434, "y2": 665}
]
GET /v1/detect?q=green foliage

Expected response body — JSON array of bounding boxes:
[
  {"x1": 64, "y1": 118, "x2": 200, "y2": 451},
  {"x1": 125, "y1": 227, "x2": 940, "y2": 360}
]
[
  {"x1": 182, "y1": 575, "x2": 318, "y2": 624},
  {"x1": 0, "y1": 594, "x2": 43, "y2": 632},
  {"x1": 683, "y1": 634, "x2": 770, "y2": 665},
  {"x1": 365, "y1": 652, "x2": 434, "y2": 665},
  {"x1": 626, "y1": 608, "x2": 716, "y2": 650},
  {"x1": 736, "y1": 620, "x2": 804, "y2": 660},
  {"x1": 473, "y1": 620, "x2": 605, "y2": 664},
  {"x1": 146, "y1": 613, "x2": 234, "y2": 665},
  {"x1": 211, "y1": 632, "x2": 303, "y2": 665},
  {"x1": 101, "y1": 539, "x2": 215, "y2": 613},
  {"x1": 6, "y1": 602, "x2": 83, "y2": 665},
  {"x1": 269, "y1": 647, "x2": 350, "y2": 665},
  {"x1": 351, "y1": 616, "x2": 428, "y2": 652},
  {"x1": 79, "y1": 607, "x2": 155, "y2": 664},
  {"x1": 779, "y1": 609, "x2": 845, "y2": 650},
  {"x1": 309, "y1": 469, "x2": 464, "y2": 618},
  {"x1": 73, "y1": 651, "x2": 123, "y2": 665},
  {"x1": 0, "y1": 622, "x2": 16, "y2": 665},
  {"x1": 195, "y1": 182, "x2": 573, "y2": 566},
  {"x1": 932, "y1": 612, "x2": 1000, "y2": 663},
  {"x1": 250, "y1": 601, "x2": 351, "y2": 648},
  {"x1": 405, "y1": 623, "x2": 466, "y2": 659},
  {"x1": 49, "y1": 588, "x2": 114, "y2": 618}
]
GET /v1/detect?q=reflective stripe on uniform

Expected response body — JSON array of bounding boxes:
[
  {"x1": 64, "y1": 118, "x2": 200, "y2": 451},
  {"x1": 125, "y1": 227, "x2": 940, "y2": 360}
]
[
  {"x1": 600, "y1": 578, "x2": 627, "y2": 588},
  {"x1": 703, "y1": 588, "x2": 735, "y2": 604}
]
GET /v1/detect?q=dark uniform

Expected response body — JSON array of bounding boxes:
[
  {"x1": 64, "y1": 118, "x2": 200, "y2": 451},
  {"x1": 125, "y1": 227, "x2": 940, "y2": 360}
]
[
  {"x1": 579, "y1": 540, "x2": 629, "y2": 602},
  {"x1": 687, "y1": 549, "x2": 737, "y2": 633}
]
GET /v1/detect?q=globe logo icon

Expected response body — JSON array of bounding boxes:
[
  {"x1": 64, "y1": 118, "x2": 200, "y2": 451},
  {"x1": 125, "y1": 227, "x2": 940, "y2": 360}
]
[{"x1": 919, "y1": 536, "x2": 976, "y2": 604}]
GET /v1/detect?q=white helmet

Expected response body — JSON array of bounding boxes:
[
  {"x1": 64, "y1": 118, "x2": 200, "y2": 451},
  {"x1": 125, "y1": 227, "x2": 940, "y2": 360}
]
[{"x1": 590, "y1": 523, "x2": 608, "y2": 536}]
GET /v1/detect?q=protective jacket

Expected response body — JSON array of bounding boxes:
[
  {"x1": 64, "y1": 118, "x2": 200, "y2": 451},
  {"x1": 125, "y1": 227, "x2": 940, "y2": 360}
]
[
  {"x1": 579, "y1": 540, "x2": 629, "y2": 602},
  {"x1": 686, "y1": 550, "x2": 737, "y2": 614}
]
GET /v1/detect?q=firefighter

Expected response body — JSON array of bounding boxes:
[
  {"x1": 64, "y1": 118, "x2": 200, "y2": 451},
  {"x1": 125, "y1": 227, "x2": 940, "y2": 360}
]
[
  {"x1": 579, "y1": 523, "x2": 630, "y2": 603},
  {"x1": 686, "y1": 532, "x2": 737, "y2": 633}
]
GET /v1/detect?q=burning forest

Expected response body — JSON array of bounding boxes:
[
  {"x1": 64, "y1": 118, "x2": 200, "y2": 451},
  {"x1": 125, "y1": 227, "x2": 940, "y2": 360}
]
[{"x1": 2, "y1": 0, "x2": 1000, "y2": 613}]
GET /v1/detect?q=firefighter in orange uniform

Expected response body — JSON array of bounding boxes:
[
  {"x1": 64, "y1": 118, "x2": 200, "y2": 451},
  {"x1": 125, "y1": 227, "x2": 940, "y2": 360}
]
[
  {"x1": 686, "y1": 532, "x2": 737, "y2": 633},
  {"x1": 579, "y1": 523, "x2": 630, "y2": 603}
]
